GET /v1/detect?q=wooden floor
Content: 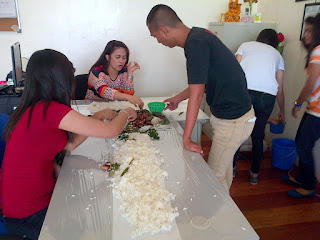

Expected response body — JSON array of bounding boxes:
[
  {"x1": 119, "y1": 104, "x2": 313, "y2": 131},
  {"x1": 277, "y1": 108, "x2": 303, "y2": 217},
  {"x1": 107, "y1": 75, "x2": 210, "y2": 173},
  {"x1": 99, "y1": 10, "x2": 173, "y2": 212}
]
[{"x1": 201, "y1": 133, "x2": 320, "y2": 240}]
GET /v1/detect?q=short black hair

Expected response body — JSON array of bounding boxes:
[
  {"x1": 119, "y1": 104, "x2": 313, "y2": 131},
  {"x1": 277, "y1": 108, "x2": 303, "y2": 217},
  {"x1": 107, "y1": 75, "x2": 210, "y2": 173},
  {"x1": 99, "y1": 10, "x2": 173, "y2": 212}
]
[
  {"x1": 256, "y1": 29, "x2": 279, "y2": 49},
  {"x1": 146, "y1": 4, "x2": 182, "y2": 30}
]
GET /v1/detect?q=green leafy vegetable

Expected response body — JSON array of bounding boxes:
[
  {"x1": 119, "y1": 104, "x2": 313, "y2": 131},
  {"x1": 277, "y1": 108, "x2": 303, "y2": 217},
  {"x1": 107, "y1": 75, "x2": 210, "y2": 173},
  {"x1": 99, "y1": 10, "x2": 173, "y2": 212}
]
[{"x1": 147, "y1": 129, "x2": 159, "y2": 140}]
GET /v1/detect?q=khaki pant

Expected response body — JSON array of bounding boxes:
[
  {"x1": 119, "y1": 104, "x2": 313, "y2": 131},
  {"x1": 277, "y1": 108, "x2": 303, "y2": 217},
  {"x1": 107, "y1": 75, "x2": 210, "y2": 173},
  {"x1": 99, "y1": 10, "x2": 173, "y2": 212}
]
[{"x1": 208, "y1": 107, "x2": 255, "y2": 193}]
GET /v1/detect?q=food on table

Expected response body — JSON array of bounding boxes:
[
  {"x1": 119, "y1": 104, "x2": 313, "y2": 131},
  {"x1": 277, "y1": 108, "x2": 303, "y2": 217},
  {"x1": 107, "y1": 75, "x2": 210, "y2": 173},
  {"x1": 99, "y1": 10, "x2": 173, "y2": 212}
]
[
  {"x1": 131, "y1": 109, "x2": 169, "y2": 128},
  {"x1": 112, "y1": 133, "x2": 178, "y2": 237},
  {"x1": 151, "y1": 116, "x2": 162, "y2": 125},
  {"x1": 119, "y1": 109, "x2": 168, "y2": 140},
  {"x1": 101, "y1": 162, "x2": 120, "y2": 176},
  {"x1": 88, "y1": 100, "x2": 138, "y2": 113}
]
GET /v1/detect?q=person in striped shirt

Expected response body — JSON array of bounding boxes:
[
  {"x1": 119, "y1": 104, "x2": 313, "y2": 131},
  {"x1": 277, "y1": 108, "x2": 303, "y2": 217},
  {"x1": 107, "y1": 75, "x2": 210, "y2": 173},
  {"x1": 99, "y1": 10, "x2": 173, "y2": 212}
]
[
  {"x1": 284, "y1": 14, "x2": 320, "y2": 198},
  {"x1": 86, "y1": 40, "x2": 144, "y2": 109}
]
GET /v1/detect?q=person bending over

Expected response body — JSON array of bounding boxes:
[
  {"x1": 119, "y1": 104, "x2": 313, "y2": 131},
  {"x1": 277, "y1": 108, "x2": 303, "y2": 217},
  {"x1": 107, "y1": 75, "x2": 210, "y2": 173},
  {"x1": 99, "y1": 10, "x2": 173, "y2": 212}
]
[
  {"x1": 234, "y1": 29, "x2": 285, "y2": 184},
  {"x1": 146, "y1": 4, "x2": 255, "y2": 192}
]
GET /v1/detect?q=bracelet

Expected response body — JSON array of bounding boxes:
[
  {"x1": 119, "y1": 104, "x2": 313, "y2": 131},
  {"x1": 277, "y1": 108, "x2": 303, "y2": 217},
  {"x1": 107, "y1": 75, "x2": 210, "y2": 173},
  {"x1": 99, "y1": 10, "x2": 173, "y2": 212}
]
[
  {"x1": 127, "y1": 75, "x2": 134, "y2": 80},
  {"x1": 120, "y1": 109, "x2": 130, "y2": 119},
  {"x1": 294, "y1": 101, "x2": 302, "y2": 108}
]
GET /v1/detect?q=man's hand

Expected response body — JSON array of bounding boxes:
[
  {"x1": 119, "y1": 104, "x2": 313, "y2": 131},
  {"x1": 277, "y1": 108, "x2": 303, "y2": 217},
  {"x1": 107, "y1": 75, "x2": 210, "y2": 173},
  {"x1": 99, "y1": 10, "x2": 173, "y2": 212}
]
[
  {"x1": 183, "y1": 137, "x2": 204, "y2": 156},
  {"x1": 278, "y1": 111, "x2": 285, "y2": 123},
  {"x1": 163, "y1": 96, "x2": 180, "y2": 110}
]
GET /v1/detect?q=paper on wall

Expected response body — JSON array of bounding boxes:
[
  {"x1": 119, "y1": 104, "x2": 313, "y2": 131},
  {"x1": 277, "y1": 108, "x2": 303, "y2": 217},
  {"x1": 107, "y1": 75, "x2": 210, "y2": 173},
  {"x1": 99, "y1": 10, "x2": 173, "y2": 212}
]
[{"x1": 0, "y1": 0, "x2": 16, "y2": 18}]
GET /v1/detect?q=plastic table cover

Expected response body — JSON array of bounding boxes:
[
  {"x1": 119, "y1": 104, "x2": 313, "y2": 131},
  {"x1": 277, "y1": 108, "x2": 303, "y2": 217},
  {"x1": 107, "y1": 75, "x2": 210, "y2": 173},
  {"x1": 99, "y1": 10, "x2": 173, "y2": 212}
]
[
  {"x1": 39, "y1": 119, "x2": 259, "y2": 240},
  {"x1": 71, "y1": 98, "x2": 210, "y2": 124}
]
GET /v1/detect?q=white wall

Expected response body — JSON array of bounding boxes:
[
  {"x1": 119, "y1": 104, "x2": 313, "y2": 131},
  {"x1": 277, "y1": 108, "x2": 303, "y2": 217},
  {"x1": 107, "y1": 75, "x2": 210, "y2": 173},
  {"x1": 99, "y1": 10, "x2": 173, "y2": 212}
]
[
  {"x1": 259, "y1": 0, "x2": 315, "y2": 141},
  {"x1": 1, "y1": 0, "x2": 256, "y2": 97}
]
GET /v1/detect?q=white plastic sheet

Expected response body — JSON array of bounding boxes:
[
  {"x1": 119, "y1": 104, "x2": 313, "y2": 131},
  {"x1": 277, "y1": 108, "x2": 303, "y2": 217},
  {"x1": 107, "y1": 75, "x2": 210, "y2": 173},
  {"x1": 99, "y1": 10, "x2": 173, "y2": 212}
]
[{"x1": 39, "y1": 119, "x2": 259, "y2": 240}]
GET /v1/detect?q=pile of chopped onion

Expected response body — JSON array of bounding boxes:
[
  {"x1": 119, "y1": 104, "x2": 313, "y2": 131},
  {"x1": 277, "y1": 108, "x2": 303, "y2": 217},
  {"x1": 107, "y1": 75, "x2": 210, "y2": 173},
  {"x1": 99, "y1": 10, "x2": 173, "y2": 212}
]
[{"x1": 112, "y1": 133, "x2": 178, "y2": 237}]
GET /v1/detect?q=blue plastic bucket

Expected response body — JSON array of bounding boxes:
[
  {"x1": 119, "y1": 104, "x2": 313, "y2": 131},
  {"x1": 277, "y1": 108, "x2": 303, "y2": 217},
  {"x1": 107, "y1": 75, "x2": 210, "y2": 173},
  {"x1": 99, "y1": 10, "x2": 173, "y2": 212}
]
[
  {"x1": 272, "y1": 138, "x2": 297, "y2": 170},
  {"x1": 270, "y1": 122, "x2": 285, "y2": 134}
]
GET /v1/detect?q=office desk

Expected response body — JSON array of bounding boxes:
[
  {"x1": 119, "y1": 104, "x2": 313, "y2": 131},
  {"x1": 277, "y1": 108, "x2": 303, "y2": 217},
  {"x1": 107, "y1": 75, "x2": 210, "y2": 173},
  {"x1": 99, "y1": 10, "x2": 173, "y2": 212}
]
[
  {"x1": 71, "y1": 97, "x2": 209, "y2": 143},
  {"x1": 39, "y1": 119, "x2": 259, "y2": 240}
]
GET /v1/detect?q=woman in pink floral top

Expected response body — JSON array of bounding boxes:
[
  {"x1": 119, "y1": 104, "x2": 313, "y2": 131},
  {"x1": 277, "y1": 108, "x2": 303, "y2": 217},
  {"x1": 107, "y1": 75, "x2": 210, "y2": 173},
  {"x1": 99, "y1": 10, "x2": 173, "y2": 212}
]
[{"x1": 86, "y1": 40, "x2": 144, "y2": 108}]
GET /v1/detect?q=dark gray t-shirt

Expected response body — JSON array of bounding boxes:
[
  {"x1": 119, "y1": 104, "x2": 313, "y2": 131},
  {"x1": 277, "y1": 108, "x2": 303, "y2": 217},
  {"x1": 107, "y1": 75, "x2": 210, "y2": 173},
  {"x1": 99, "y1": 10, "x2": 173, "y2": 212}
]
[{"x1": 184, "y1": 27, "x2": 251, "y2": 119}]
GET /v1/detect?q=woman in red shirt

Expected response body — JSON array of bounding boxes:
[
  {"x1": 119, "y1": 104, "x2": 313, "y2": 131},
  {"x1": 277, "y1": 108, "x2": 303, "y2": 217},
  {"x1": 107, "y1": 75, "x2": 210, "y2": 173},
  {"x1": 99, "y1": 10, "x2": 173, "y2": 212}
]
[{"x1": 0, "y1": 49, "x2": 137, "y2": 239}]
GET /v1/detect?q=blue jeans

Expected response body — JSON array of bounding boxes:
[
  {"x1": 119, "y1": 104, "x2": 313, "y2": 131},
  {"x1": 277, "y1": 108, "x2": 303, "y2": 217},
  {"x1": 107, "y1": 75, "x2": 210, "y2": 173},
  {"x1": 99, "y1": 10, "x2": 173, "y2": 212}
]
[
  {"x1": 295, "y1": 113, "x2": 320, "y2": 190},
  {"x1": 249, "y1": 90, "x2": 276, "y2": 174},
  {"x1": 2, "y1": 207, "x2": 48, "y2": 240},
  {"x1": 233, "y1": 91, "x2": 275, "y2": 173}
]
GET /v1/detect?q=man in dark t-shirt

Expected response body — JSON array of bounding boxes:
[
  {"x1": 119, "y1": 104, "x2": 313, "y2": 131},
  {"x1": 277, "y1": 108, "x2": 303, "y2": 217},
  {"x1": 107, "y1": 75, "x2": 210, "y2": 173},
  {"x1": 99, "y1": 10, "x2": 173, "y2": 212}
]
[{"x1": 147, "y1": 4, "x2": 255, "y2": 192}]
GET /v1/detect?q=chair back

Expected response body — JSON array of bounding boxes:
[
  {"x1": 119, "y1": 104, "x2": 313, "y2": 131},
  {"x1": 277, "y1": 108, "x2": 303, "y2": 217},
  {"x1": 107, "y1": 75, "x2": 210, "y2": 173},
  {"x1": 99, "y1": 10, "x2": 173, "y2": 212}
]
[
  {"x1": 74, "y1": 74, "x2": 88, "y2": 100},
  {"x1": 0, "y1": 113, "x2": 10, "y2": 168}
]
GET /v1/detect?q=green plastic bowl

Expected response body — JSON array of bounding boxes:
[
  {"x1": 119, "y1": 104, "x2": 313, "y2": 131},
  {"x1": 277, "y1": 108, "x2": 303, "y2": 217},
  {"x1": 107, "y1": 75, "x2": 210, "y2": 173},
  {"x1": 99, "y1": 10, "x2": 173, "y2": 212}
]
[{"x1": 148, "y1": 102, "x2": 165, "y2": 113}]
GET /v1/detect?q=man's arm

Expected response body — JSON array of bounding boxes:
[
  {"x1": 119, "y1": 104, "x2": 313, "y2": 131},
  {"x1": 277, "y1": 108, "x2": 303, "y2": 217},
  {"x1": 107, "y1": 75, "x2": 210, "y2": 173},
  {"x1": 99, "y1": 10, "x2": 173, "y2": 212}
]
[
  {"x1": 275, "y1": 70, "x2": 285, "y2": 122},
  {"x1": 183, "y1": 84, "x2": 205, "y2": 154},
  {"x1": 164, "y1": 88, "x2": 190, "y2": 110}
]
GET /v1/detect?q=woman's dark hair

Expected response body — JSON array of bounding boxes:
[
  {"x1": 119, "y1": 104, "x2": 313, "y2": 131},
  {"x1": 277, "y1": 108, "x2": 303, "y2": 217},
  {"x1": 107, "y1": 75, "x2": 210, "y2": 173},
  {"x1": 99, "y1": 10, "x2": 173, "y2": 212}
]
[
  {"x1": 304, "y1": 13, "x2": 320, "y2": 68},
  {"x1": 256, "y1": 29, "x2": 280, "y2": 49},
  {"x1": 4, "y1": 49, "x2": 75, "y2": 141},
  {"x1": 89, "y1": 40, "x2": 129, "y2": 73}
]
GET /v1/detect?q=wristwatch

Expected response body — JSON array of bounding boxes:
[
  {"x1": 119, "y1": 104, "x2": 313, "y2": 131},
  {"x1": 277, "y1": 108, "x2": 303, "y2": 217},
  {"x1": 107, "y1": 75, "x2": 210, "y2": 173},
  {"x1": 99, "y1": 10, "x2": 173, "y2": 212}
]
[
  {"x1": 294, "y1": 101, "x2": 302, "y2": 108},
  {"x1": 127, "y1": 75, "x2": 134, "y2": 80}
]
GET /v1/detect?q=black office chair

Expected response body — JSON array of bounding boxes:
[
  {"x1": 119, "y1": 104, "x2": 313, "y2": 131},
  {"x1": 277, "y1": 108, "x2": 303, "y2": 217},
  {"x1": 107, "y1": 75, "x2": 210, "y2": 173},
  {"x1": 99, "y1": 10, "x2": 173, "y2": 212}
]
[
  {"x1": 74, "y1": 74, "x2": 89, "y2": 100},
  {"x1": 0, "y1": 235, "x2": 32, "y2": 240}
]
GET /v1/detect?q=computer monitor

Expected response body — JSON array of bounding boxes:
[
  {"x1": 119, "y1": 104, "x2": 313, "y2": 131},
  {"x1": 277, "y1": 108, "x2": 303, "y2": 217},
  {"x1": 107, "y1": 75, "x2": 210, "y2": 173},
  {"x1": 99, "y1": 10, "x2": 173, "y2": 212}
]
[{"x1": 11, "y1": 42, "x2": 23, "y2": 88}]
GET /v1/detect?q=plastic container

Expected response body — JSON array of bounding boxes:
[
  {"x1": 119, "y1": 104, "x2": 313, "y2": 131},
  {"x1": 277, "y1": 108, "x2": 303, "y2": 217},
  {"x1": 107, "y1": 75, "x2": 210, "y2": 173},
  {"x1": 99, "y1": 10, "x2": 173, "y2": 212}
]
[
  {"x1": 148, "y1": 102, "x2": 165, "y2": 113},
  {"x1": 270, "y1": 122, "x2": 285, "y2": 134},
  {"x1": 272, "y1": 138, "x2": 297, "y2": 170}
]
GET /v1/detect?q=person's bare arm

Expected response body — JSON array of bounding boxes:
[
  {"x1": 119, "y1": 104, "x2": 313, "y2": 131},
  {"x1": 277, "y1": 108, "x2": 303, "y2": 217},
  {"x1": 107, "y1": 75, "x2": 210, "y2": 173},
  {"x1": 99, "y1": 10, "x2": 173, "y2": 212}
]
[
  {"x1": 163, "y1": 88, "x2": 190, "y2": 110},
  {"x1": 113, "y1": 91, "x2": 144, "y2": 109},
  {"x1": 60, "y1": 108, "x2": 136, "y2": 151},
  {"x1": 183, "y1": 84, "x2": 205, "y2": 154},
  {"x1": 292, "y1": 63, "x2": 320, "y2": 118},
  {"x1": 276, "y1": 70, "x2": 285, "y2": 122}
]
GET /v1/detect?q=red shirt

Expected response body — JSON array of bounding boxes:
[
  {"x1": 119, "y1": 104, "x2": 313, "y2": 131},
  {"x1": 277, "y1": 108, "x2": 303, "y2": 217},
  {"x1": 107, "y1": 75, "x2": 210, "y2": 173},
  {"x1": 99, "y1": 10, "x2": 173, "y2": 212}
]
[{"x1": 0, "y1": 101, "x2": 72, "y2": 218}]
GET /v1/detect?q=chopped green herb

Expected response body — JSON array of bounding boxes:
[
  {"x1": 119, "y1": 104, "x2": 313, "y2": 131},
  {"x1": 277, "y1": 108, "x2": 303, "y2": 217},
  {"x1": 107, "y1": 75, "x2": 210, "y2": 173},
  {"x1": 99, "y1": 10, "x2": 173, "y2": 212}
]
[
  {"x1": 147, "y1": 129, "x2": 159, "y2": 140},
  {"x1": 129, "y1": 158, "x2": 135, "y2": 165},
  {"x1": 121, "y1": 167, "x2": 129, "y2": 177}
]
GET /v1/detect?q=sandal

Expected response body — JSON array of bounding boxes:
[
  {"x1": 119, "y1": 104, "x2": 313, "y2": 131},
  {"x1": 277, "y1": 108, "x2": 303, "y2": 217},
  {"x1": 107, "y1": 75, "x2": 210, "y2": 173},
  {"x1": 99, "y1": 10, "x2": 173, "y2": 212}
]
[
  {"x1": 281, "y1": 175, "x2": 301, "y2": 188},
  {"x1": 287, "y1": 188, "x2": 315, "y2": 198}
]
